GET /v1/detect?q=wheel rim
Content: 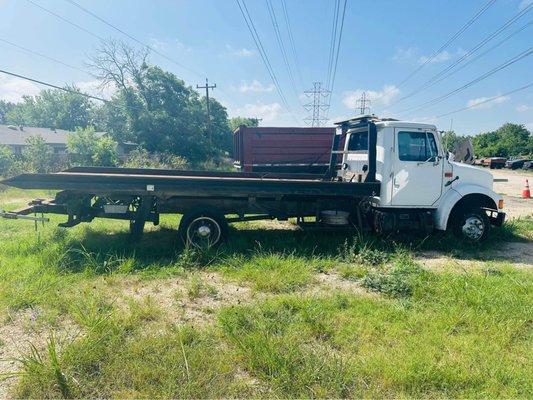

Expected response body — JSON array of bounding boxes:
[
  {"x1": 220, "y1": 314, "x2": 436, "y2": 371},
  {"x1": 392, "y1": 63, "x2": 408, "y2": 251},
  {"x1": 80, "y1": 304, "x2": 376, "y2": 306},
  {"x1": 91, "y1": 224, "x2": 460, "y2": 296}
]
[
  {"x1": 461, "y1": 216, "x2": 485, "y2": 241},
  {"x1": 186, "y1": 216, "x2": 221, "y2": 248}
]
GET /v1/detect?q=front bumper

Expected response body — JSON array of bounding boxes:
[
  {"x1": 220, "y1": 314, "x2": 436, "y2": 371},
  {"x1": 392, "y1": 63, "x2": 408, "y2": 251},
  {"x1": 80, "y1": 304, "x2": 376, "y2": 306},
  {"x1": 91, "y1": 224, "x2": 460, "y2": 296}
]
[{"x1": 489, "y1": 211, "x2": 506, "y2": 227}]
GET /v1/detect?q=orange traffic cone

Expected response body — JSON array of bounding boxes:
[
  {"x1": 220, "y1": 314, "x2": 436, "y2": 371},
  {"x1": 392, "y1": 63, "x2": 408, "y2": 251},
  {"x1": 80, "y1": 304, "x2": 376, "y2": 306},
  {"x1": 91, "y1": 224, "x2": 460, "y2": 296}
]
[{"x1": 523, "y1": 179, "x2": 531, "y2": 199}]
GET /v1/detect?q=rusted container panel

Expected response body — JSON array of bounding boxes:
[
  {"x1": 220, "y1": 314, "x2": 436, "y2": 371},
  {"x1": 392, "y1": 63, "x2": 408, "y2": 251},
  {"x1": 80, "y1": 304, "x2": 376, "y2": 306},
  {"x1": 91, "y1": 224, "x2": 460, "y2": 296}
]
[{"x1": 233, "y1": 127, "x2": 339, "y2": 173}]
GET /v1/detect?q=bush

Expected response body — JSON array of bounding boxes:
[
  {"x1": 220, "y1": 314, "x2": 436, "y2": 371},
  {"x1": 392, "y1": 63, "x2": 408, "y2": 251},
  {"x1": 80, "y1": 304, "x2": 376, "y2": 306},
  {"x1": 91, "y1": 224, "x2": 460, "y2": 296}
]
[
  {"x1": 67, "y1": 126, "x2": 118, "y2": 167},
  {"x1": 24, "y1": 135, "x2": 53, "y2": 173},
  {"x1": 0, "y1": 144, "x2": 14, "y2": 176},
  {"x1": 92, "y1": 136, "x2": 118, "y2": 166},
  {"x1": 123, "y1": 148, "x2": 188, "y2": 170}
]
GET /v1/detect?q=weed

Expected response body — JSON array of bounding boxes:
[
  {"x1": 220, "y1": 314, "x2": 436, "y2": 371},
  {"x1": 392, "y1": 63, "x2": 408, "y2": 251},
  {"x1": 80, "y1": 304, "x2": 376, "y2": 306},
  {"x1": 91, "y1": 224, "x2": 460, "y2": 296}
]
[
  {"x1": 341, "y1": 236, "x2": 389, "y2": 266},
  {"x1": 14, "y1": 336, "x2": 73, "y2": 398},
  {"x1": 362, "y1": 253, "x2": 428, "y2": 298},
  {"x1": 186, "y1": 275, "x2": 218, "y2": 300}
]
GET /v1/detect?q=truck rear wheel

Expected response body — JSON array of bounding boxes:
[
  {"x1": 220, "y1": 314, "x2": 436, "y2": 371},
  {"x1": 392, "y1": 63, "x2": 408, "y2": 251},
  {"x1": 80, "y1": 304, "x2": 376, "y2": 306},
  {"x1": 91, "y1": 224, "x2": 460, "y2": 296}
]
[
  {"x1": 178, "y1": 211, "x2": 227, "y2": 248},
  {"x1": 452, "y1": 207, "x2": 490, "y2": 242}
]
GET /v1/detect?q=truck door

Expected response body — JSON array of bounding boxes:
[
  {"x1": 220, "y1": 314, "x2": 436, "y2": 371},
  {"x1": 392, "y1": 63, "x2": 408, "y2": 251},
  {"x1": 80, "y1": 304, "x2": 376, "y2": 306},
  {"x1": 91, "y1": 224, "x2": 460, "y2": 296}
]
[{"x1": 391, "y1": 130, "x2": 443, "y2": 206}]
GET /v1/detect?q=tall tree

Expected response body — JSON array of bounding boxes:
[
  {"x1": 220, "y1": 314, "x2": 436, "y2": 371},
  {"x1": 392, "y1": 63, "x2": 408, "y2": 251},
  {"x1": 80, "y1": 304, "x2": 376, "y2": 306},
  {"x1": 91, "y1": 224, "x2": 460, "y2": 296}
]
[
  {"x1": 0, "y1": 100, "x2": 15, "y2": 124},
  {"x1": 472, "y1": 123, "x2": 532, "y2": 157},
  {"x1": 4, "y1": 87, "x2": 93, "y2": 130},
  {"x1": 90, "y1": 40, "x2": 229, "y2": 162},
  {"x1": 228, "y1": 117, "x2": 260, "y2": 132}
]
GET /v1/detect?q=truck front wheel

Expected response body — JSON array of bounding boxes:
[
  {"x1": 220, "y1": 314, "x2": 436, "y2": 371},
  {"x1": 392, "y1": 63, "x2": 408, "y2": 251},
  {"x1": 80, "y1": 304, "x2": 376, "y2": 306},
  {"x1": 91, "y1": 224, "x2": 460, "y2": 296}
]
[
  {"x1": 178, "y1": 211, "x2": 227, "y2": 248},
  {"x1": 452, "y1": 207, "x2": 490, "y2": 242}
]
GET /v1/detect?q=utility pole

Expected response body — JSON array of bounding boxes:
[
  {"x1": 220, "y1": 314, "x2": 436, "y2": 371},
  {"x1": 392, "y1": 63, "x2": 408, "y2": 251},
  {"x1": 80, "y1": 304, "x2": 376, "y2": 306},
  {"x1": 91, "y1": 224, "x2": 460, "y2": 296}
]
[
  {"x1": 197, "y1": 78, "x2": 216, "y2": 143},
  {"x1": 303, "y1": 82, "x2": 330, "y2": 127},
  {"x1": 355, "y1": 91, "x2": 371, "y2": 115}
]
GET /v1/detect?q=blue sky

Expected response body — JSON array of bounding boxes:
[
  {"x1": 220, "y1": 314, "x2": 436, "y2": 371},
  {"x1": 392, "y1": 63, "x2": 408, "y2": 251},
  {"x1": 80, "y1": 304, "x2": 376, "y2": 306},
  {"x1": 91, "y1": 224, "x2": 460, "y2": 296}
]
[{"x1": 0, "y1": 0, "x2": 531, "y2": 135}]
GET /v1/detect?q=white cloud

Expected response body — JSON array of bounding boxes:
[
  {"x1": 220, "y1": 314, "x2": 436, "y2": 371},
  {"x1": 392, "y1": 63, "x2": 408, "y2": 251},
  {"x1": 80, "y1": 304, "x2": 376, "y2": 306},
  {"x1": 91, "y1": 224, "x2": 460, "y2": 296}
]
[
  {"x1": 418, "y1": 48, "x2": 466, "y2": 65},
  {"x1": 76, "y1": 80, "x2": 116, "y2": 100},
  {"x1": 525, "y1": 122, "x2": 533, "y2": 132},
  {"x1": 419, "y1": 50, "x2": 451, "y2": 64},
  {"x1": 233, "y1": 102, "x2": 283, "y2": 122},
  {"x1": 410, "y1": 115, "x2": 439, "y2": 124},
  {"x1": 519, "y1": 0, "x2": 532, "y2": 10},
  {"x1": 0, "y1": 75, "x2": 41, "y2": 103},
  {"x1": 516, "y1": 104, "x2": 532, "y2": 112},
  {"x1": 238, "y1": 80, "x2": 274, "y2": 93},
  {"x1": 343, "y1": 85, "x2": 400, "y2": 110},
  {"x1": 392, "y1": 46, "x2": 418, "y2": 63},
  {"x1": 149, "y1": 37, "x2": 192, "y2": 53},
  {"x1": 224, "y1": 44, "x2": 254, "y2": 58},
  {"x1": 466, "y1": 95, "x2": 510, "y2": 110}
]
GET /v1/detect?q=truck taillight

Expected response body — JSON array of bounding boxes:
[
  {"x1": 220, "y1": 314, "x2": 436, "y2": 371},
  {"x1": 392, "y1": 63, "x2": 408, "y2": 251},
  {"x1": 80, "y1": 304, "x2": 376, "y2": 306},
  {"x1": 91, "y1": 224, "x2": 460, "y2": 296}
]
[{"x1": 498, "y1": 199, "x2": 504, "y2": 209}]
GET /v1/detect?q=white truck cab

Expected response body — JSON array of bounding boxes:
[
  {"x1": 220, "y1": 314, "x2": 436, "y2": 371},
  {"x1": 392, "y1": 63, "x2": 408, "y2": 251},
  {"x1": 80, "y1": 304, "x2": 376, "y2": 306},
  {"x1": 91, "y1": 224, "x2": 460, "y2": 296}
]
[{"x1": 335, "y1": 115, "x2": 505, "y2": 242}]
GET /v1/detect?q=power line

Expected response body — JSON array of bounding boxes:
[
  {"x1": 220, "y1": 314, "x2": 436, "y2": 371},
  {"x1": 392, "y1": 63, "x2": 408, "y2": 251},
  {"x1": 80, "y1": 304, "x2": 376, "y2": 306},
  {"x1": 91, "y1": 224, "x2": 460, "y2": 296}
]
[
  {"x1": 265, "y1": 0, "x2": 298, "y2": 99},
  {"x1": 64, "y1": 0, "x2": 201, "y2": 78},
  {"x1": 235, "y1": 0, "x2": 298, "y2": 122},
  {"x1": 388, "y1": 4, "x2": 532, "y2": 108},
  {"x1": 280, "y1": 0, "x2": 303, "y2": 88},
  {"x1": 378, "y1": 0, "x2": 497, "y2": 104},
  {"x1": 325, "y1": 0, "x2": 340, "y2": 90},
  {"x1": 26, "y1": 0, "x2": 105, "y2": 41},
  {"x1": 394, "y1": 0, "x2": 497, "y2": 90},
  {"x1": 435, "y1": 82, "x2": 533, "y2": 118},
  {"x1": 429, "y1": 20, "x2": 532, "y2": 90},
  {"x1": 0, "y1": 68, "x2": 147, "y2": 115},
  {"x1": 397, "y1": 46, "x2": 533, "y2": 115},
  {"x1": 28, "y1": 0, "x2": 235, "y2": 105},
  {"x1": 328, "y1": 0, "x2": 347, "y2": 95},
  {"x1": 0, "y1": 68, "x2": 109, "y2": 103},
  {"x1": 0, "y1": 37, "x2": 93, "y2": 76}
]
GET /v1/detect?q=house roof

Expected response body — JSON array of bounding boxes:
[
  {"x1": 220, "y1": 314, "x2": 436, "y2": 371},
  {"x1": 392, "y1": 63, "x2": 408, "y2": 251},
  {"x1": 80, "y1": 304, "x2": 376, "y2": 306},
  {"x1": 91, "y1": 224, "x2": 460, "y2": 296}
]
[{"x1": 0, "y1": 125, "x2": 109, "y2": 146}]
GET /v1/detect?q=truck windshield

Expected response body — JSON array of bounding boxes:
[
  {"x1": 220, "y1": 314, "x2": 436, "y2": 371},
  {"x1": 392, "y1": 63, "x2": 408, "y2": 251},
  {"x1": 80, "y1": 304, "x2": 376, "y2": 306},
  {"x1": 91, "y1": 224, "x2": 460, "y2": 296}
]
[
  {"x1": 347, "y1": 132, "x2": 368, "y2": 151},
  {"x1": 398, "y1": 131, "x2": 437, "y2": 162}
]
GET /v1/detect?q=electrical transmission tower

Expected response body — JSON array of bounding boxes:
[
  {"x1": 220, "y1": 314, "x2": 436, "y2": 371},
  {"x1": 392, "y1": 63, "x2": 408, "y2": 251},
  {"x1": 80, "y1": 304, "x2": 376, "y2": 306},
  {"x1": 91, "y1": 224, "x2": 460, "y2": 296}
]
[
  {"x1": 303, "y1": 82, "x2": 330, "y2": 127},
  {"x1": 355, "y1": 91, "x2": 371, "y2": 115}
]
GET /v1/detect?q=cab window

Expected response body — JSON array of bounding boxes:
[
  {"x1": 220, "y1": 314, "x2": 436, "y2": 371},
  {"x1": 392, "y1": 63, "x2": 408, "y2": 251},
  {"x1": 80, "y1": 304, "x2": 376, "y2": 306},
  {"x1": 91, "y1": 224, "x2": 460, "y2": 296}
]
[
  {"x1": 347, "y1": 132, "x2": 368, "y2": 151},
  {"x1": 398, "y1": 131, "x2": 438, "y2": 162}
]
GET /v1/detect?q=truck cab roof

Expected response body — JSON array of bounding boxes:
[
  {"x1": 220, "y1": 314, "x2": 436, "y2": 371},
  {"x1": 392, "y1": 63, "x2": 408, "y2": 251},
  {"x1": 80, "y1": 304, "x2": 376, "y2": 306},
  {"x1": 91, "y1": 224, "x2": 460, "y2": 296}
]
[{"x1": 334, "y1": 114, "x2": 437, "y2": 132}]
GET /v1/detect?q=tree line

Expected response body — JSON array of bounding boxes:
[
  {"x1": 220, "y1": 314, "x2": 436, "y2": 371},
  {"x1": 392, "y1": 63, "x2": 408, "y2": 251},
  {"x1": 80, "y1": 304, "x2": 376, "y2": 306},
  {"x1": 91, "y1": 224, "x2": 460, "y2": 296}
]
[
  {"x1": 0, "y1": 40, "x2": 259, "y2": 176},
  {"x1": 442, "y1": 123, "x2": 532, "y2": 158}
]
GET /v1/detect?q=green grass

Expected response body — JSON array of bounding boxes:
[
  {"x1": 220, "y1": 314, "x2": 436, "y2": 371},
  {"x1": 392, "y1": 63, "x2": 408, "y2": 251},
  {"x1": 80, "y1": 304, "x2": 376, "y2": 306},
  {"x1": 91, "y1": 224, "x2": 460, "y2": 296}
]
[
  {"x1": 0, "y1": 188, "x2": 532, "y2": 398},
  {"x1": 220, "y1": 267, "x2": 532, "y2": 398}
]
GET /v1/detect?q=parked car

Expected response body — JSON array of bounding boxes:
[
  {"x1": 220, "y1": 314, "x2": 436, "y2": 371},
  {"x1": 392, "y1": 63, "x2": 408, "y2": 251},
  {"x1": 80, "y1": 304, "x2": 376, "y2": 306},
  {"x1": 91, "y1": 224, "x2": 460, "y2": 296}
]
[
  {"x1": 522, "y1": 161, "x2": 533, "y2": 170},
  {"x1": 505, "y1": 158, "x2": 530, "y2": 170}
]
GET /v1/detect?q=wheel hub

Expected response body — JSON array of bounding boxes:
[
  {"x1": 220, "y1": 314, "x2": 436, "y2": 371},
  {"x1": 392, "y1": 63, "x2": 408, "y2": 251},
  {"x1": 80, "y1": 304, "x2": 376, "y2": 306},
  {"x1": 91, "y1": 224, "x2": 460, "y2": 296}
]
[
  {"x1": 186, "y1": 216, "x2": 222, "y2": 248},
  {"x1": 462, "y1": 216, "x2": 484, "y2": 240},
  {"x1": 197, "y1": 225, "x2": 211, "y2": 237}
]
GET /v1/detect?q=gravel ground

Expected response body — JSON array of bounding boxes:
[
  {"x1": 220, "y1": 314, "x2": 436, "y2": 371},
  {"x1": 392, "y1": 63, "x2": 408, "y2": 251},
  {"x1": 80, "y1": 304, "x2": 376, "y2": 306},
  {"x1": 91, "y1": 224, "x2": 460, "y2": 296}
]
[{"x1": 490, "y1": 168, "x2": 532, "y2": 219}]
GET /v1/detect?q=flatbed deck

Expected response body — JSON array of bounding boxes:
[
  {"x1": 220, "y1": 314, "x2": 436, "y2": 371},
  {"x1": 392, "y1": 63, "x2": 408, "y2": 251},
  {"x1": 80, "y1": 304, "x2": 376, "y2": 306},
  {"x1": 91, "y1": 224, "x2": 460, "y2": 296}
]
[{"x1": 1, "y1": 167, "x2": 380, "y2": 198}]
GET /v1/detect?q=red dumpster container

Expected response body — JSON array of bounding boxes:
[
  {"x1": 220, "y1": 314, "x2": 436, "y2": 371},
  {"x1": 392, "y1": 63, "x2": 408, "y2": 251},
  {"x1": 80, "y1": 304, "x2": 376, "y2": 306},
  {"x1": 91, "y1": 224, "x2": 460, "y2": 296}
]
[{"x1": 233, "y1": 126, "x2": 338, "y2": 174}]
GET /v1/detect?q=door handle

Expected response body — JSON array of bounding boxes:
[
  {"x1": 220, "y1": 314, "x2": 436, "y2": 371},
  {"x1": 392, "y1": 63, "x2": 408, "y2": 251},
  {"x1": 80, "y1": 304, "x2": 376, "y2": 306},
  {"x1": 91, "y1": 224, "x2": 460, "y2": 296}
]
[{"x1": 393, "y1": 178, "x2": 400, "y2": 188}]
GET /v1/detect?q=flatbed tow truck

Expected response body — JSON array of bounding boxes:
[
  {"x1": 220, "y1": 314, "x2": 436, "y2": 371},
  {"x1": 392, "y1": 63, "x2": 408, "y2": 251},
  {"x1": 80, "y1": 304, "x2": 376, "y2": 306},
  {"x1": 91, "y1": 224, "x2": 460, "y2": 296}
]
[{"x1": 1, "y1": 115, "x2": 505, "y2": 246}]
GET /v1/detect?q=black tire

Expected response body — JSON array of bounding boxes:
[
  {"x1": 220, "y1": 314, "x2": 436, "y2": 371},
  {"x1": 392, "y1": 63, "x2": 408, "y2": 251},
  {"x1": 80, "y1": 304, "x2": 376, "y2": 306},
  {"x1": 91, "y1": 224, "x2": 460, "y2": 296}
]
[
  {"x1": 178, "y1": 210, "x2": 228, "y2": 248},
  {"x1": 452, "y1": 207, "x2": 491, "y2": 242}
]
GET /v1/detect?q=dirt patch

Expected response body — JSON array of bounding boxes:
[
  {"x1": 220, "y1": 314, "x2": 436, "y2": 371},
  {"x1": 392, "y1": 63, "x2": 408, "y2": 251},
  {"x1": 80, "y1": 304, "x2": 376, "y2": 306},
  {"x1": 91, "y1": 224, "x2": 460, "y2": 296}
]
[
  {"x1": 116, "y1": 273, "x2": 256, "y2": 326},
  {"x1": 0, "y1": 308, "x2": 77, "y2": 399},
  {"x1": 114, "y1": 269, "x2": 374, "y2": 327},
  {"x1": 418, "y1": 241, "x2": 533, "y2": 272}
]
